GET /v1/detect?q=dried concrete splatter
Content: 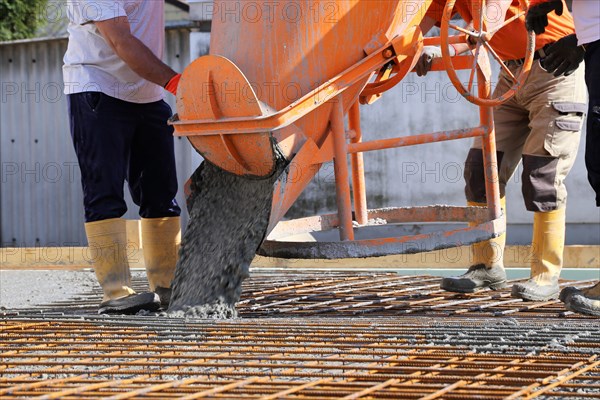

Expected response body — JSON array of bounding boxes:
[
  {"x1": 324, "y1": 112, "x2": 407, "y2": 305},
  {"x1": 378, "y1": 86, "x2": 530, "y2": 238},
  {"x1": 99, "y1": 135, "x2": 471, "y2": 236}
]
[
  {"x1": 167, "y1": 159, "x2": 284, "y2": 318},
  {"x1": 0, "y1": 270, "x2": 99, "y2": 309}
]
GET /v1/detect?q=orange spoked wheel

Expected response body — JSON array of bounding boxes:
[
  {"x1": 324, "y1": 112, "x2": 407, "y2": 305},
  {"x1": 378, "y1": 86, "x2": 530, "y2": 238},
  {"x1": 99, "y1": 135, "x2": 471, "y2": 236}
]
[{"x1": 441, "y1": 0, "x2": 535, "y2": 107}]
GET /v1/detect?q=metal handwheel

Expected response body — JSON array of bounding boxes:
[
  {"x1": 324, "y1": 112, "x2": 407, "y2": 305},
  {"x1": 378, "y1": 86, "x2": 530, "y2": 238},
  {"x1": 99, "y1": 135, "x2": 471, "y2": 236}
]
[{"x1": 441, "y1": 0, "x2": 535, "y2": 106}]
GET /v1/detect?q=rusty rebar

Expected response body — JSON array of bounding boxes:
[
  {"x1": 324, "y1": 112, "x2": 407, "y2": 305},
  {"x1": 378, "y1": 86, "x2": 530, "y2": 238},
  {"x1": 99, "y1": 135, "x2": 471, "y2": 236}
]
[{"x1": 2, "y1": 271, "x2": 599, "y2": 399}]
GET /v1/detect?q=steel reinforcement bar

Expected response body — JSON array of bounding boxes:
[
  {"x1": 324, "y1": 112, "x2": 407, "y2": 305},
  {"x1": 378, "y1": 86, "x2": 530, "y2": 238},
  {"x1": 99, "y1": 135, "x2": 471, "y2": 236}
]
[
  {"x1": 7, "y1": 272, "x2": 598, "y2": 319},
  {"x1": 1, "y1": 272, "x2": 599, "y2": 398},
  {"x1": 1, "y1": 317, "x2": 599, "y2": 399}
]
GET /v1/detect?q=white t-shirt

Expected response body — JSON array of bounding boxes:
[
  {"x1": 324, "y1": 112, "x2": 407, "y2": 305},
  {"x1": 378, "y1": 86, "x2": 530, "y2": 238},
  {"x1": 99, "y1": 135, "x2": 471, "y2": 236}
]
[
  {"x1": 572, "y1": 0, "x2": 600, "y2": 45},
  {"x1": 63, "y1": 0, "x2": 164, "y2": 103}
]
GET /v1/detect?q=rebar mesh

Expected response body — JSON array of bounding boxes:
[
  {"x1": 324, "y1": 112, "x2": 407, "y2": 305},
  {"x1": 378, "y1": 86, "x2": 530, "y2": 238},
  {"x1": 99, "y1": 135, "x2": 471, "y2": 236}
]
[
  {"x1": 2, "y1": 271, "x2": 598, "y2": 399},
  {"x1": 9, "y1": 271, "x2": 597, "y2": 319}
]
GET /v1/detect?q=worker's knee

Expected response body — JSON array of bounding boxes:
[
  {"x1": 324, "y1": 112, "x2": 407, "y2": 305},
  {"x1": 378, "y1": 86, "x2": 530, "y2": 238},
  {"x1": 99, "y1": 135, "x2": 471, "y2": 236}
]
[
  {"x1": 464, "y1": 149, "x2": 504, "y2": 203},
  {"x1": 521, "y1": 154, "x2": 560, "y2": 212},
  {"x1": 84, "y1": 202, "x2": 127, "y2": 223}
]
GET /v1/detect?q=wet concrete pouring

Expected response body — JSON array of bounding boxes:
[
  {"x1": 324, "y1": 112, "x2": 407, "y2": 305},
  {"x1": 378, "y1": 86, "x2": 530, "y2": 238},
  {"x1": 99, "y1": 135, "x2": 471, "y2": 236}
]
[
  {"x1": 2, "y1": 270, "x2": 600, "y2": 398},
  {"x1": 167, "y1": 160, "x2": 285, "y2": 318}
]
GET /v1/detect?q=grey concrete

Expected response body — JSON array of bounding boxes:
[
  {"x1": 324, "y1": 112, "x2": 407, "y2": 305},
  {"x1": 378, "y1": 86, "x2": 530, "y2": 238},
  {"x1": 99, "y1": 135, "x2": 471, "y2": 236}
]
[
  {"x1": 169, "y1": 160, "x2": 285, "y2": 316},
  {"x1": 271, "y1": 222, "x2": 600, "y2": 246},
  {"x1": 0, "y1": 270, "x2": 146, "y2": 310},
  {"x1": 1, "y1": 268, "x2": 595, "y2": 311},
  {"x1": 0, "y1": 269, "x2": 95, "y2": 309}
]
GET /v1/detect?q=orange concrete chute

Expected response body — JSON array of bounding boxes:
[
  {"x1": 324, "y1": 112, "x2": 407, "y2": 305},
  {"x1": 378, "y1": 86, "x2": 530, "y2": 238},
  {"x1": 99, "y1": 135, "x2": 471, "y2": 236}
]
[{"x1": 174, "y1": 0, "x2": 428, "y2": 177}]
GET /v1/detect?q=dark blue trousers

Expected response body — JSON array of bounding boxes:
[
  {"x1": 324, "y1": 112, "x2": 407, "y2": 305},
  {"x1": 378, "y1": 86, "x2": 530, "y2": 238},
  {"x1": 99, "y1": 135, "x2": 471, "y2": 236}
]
[
  {"x1": 585, "y1": 39, "x2": 600, "y2": 207},
  {"x1": 68, "y1": 92, "x2": 181, "y2": 222}
]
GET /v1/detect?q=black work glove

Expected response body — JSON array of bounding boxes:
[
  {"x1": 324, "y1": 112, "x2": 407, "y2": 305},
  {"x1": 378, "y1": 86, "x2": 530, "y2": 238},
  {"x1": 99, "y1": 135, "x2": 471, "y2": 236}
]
[
  {"x1": 526, "y1": 0, "x2": 563, "y2": 35},
  {"x1": 416, "y1": 46, "x2": 442, "y2": 77},
  {"x1": 541, "y1": 34, "x2": 585, "y2": 77}
]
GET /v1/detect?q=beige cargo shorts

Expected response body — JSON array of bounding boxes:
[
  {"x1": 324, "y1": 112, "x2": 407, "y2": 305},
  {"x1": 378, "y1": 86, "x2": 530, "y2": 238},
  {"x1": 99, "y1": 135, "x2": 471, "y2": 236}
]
[{"x1": 465, "y1": 59, "x2": 587, "y2": 212}]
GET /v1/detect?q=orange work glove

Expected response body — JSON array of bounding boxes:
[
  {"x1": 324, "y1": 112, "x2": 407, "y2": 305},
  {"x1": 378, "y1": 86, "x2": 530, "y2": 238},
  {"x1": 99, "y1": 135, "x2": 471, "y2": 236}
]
[{"x1": 164, "y1": 73, "x2": 181, "y2": 96}]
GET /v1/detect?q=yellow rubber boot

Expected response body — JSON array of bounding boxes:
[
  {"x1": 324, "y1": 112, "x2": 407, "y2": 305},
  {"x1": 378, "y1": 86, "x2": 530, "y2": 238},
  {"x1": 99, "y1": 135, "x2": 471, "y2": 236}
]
[
  {"x1": 141, "y1": 217, "x2": 181, "y2": 306},
  {"x1": 511, "y1": 208, "x2": 566, "y2": 301},
  {"x1": 441, "y1": 199, "x2": 507, "y2": 293},
  {"x1": 470, "y1": 198, "x2": 507, "y2": 269},
  {"x1": 85, "y1": 218, "x2": 159, "y2": 314}
]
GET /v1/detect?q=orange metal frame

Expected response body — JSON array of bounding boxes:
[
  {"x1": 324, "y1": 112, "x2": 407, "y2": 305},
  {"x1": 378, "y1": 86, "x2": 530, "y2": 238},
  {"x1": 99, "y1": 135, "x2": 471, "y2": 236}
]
[
  {"x1": 259, "y1": 40, "x2": 506, "y2": 257},
  {"x1": 172, "y1": 0, "x2": 534, "y2": 258}
]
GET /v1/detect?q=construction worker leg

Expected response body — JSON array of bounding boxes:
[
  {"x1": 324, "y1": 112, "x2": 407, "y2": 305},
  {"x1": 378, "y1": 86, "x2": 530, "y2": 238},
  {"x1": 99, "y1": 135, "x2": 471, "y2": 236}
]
[
  {"x1": 559, "y1": 40, "x2": 600, "y2": 316},
  {"x1": 68, "y1": 92, "x2": 134, "y2": 222},
  {"x1": 85, "y1": 218, "x2": 160, "y2": 314},
  {"x1": 141, "y1": 217, "x2": 181, "y2": 307},
  {"x1": 125, "y1": 100, "x2": 181, "y2": 307},
  {"x1": 584, "y1": 39, "x2": 600, "y2": 206},
  {"x1": 441, "y1": 68, "x2": 529, "y2": 293},
  {"x1": 441, "y1": 198, "x2": 509, "y2": 293},
  {"x1": 469, "y1": 197, "x2": 507, "y2": 269},
  {"x1": 68, "y1": 93, "x2": 161, "y2": 314},
  {"x1": 127, "y1": 99, "x2": 181, "y2": 220},
  {"x1": 511, "y1": 62, "x2": 586, "y2": 301},
  {"x1": 512, "y1": 208, "x2": 566, "y2": 300}
]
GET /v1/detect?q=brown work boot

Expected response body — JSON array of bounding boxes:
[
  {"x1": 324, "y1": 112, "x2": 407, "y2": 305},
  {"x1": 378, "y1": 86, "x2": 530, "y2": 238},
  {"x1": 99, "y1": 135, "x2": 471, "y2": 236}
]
[
  {"x1": 559, "y1": 285, "x2": 583, "y2": 303},
  {"x1": 563, "y1": 282, "x2": 600, "y2": 317},
  {"x1": 441, "y1": 200, "x2": 507, "y2": 293},
  {"x1": 440, "y1": 264, "x2": 508, "y2": 293}
]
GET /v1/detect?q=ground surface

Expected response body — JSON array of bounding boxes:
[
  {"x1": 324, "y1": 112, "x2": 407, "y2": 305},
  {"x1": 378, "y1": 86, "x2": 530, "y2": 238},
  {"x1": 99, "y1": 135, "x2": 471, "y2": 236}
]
[
  {"x1": 0, "y1": 269, "x2": 101, "y2": 309},
  {"x1": 1, "y1": 270, "x2": 599, "y2": 399}
]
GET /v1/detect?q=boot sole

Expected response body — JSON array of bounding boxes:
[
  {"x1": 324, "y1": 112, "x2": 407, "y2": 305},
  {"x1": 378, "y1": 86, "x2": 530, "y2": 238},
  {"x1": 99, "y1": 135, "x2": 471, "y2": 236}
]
[
  {"x1": 565, "y1": 297, "x2": 600, "y2": 317},
  {"x1": 154, "y1": 287, "x2": 172, "y2": 309},
  {"x1": 559, "y1": 287, "x2": 583, "y2": 303},
  {"x1": 441, "y1": 280, "x2": 507, "y2": 293},
  {"x1": 511, "y1": 286, "x2": 559, "y2": 302},
  {"x1": 565, "y1": 304, "x2": 600, "y2": 317},
  {"x1": 99, "y1": 292, "x2": 160, "y2": 315}
]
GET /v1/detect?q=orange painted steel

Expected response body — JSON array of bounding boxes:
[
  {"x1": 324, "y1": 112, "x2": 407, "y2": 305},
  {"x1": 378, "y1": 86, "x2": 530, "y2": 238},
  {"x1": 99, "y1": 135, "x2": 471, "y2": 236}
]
[
  {"x1": 478, "y1": 67, "x2": 503, "y2": 220},
  {"x1": 347, "y1": 127, "x2": 487, "y2": 154},
  {"x1": 359, "y1": 25, "x2": 424, "y2": 103},
  {"x1": 349, "y1": 103, "x2": 368, "y2": 226},
  {"x1": 331, "y1": 97, "x2": 354, "y2": 242},
  {"x1": 260, "y1": 206, "x2": 505, "y2": 259},
  {"x1": 171, "y1": 0, "x2": 534, "y2": 258},
  {"x1": 440, "y1": 0, "x2": 535, "y2": 107},
  {"x1": 173, "y1": 0, "x2": 433, "y2": 234}
]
